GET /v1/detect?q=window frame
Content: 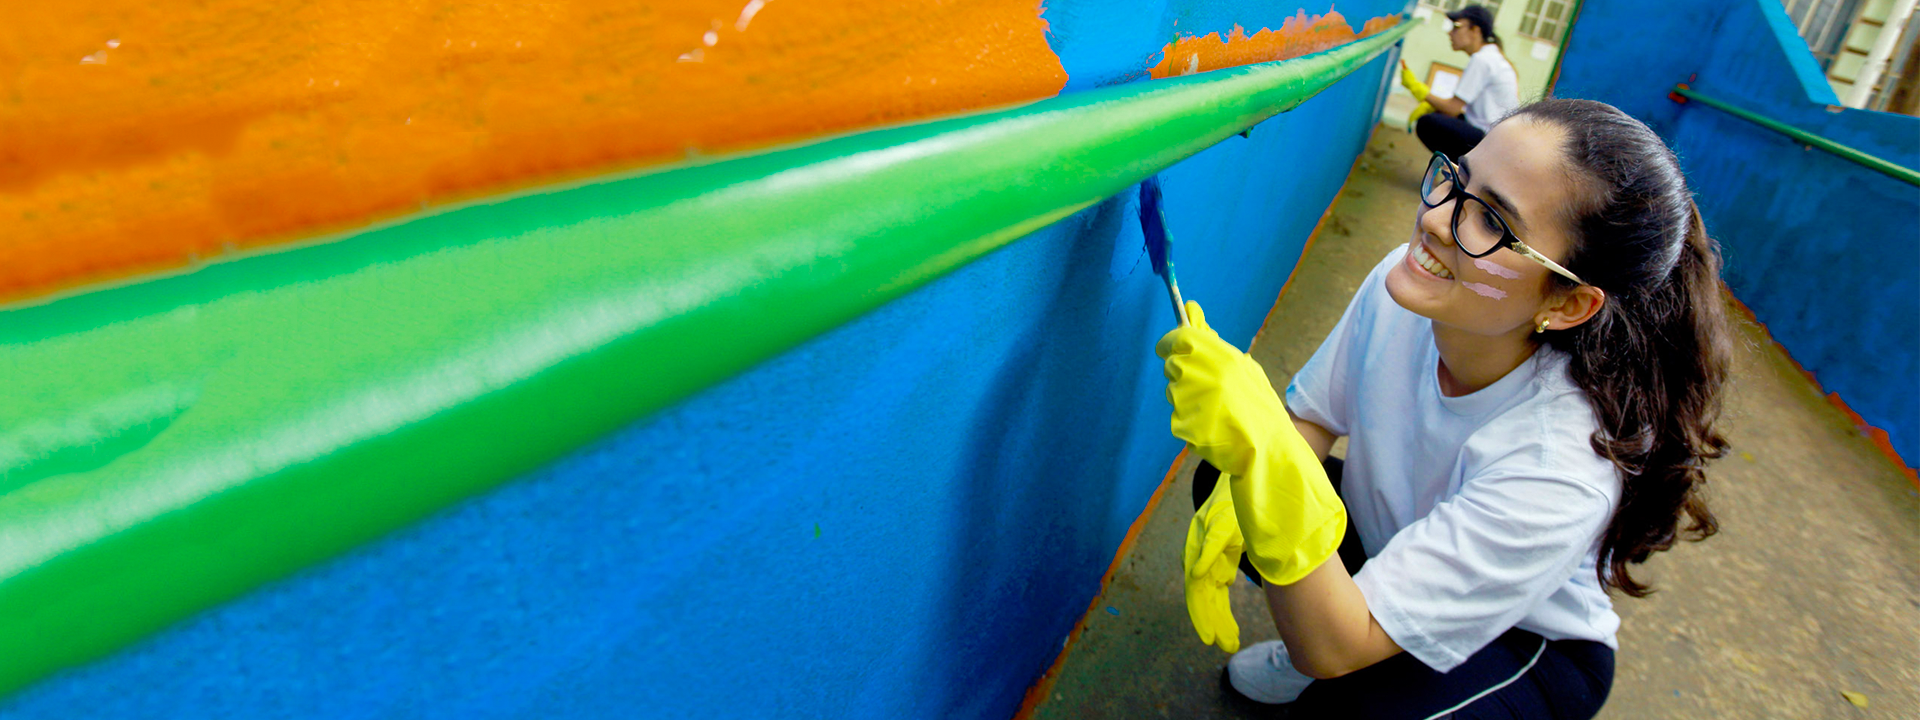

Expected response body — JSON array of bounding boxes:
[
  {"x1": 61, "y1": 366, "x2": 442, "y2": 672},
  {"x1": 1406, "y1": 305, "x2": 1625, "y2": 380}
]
[{"x1": 1515, "y1": 0, "x2": 1571, "y2": 44}]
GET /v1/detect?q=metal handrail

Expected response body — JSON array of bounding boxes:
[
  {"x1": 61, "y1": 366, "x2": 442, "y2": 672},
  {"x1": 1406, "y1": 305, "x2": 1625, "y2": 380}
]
[{"x1": 1672, "y1": 84, "x2": 1920, "y2": 187}]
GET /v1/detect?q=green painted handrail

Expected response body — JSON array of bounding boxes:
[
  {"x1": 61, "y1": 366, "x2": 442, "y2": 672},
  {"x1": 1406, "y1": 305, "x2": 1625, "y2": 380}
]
[
  {"x1": 1672, "y1": 84, "x2": 1920, "y2": 187},
  {"x1": 0, "y1": 18, "x2": 1413, "y2": 695}
]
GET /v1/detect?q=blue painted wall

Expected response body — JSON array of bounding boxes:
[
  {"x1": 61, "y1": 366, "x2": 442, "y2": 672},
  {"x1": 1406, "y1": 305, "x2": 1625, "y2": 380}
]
[
  {"x1": 0, "y1": 2, "x2": 1402, "y2": 717},
  {"x1": 1554, "y1": 0, "x2": 1920, "y2": 469}
]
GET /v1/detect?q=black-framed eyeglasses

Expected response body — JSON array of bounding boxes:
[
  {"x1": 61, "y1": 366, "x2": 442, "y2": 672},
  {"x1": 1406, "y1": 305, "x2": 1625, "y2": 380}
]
[{"x1": 1419, "y1": 152, "x2": 1585, "y2": 285}]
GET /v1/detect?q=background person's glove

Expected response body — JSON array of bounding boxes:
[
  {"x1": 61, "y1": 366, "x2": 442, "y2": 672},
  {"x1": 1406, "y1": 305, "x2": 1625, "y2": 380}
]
[
  {"x1": 1157, "y1": 301, "x2": 1346, "y2": 586},
  {"x1": 1399, "y1": 60, "x2": 1430, "y2": 101},
  {"x1": 1407, "y1": 101, "x2": 1434, "y2": 132},
  {"x1": 1184, "y1": 470, "x2": 1245, "y2": 653}
]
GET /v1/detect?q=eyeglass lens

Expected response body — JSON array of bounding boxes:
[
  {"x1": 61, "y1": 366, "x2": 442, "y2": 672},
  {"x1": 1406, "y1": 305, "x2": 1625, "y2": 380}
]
[{"x1": 1420, "y1": 157, "x2": 1511, "y2": 257}]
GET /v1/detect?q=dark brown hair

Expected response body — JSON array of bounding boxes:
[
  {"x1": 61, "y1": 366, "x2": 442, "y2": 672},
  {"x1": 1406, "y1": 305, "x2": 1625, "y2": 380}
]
[{"x1": 1512, "y1": 99, "x2": 1732, "y2": 597}]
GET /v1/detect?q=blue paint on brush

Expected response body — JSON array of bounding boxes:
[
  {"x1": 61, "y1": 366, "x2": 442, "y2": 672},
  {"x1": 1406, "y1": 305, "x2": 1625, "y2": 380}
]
[
  {"x1": 1139, "y1": 176, "x2": 1168, "y2": 272},
  {"x1": 1138, "y1": 175, "x2": 1189, "y2": 325}
]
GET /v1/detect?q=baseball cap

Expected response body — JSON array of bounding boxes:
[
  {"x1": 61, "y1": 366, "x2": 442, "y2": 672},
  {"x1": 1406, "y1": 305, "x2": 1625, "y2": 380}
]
[{"x1": 1446, "y1": 5, "x2": 1497, "y2": 41}]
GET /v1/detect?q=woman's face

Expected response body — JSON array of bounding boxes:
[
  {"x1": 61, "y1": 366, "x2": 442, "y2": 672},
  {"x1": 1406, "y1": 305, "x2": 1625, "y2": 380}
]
[
  {"x1": 1385, "y1": 118, "x2": 1580, "y2": 337},
  {"x1": 1448, "y1": 20, "x2": 1477, "y2": 51}
]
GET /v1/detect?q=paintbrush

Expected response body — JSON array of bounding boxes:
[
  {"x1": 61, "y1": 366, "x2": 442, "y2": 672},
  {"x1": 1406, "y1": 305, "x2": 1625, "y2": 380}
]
[{"x1": 1137, "y1": 175, "x2": 1191, "y2": 327}]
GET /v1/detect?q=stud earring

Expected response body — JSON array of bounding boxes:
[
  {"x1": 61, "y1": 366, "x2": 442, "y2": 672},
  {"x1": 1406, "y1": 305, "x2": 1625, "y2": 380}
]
[{"x1": 1536, "y1": 318, "x2": 1551, "y2": 333}]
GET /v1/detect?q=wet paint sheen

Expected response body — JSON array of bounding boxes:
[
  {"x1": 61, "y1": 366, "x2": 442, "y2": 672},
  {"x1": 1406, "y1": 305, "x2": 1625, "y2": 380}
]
[
  {"x1": 0, "y1": 0, "x2": 1067, "y2": 303},
  {"x1": 1462, "y1": 281, "x2": 1509, "y2": 299},
  {"x1": 1473, "y1": 258, "x2": 1522, "y2": 279},
  {"x1": 0, "y1": 19, "x2": 1412, "y2": 696},
  {"x1": 1151, "y1": 10, "x2": 1400, "y2": 78}
]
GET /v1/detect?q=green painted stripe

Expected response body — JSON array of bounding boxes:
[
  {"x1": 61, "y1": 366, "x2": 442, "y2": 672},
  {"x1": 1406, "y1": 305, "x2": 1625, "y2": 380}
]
[
  {"x1": 1673, "y1": 85, "x2": 1920, "y2": 187},
  {"x1": 0, "y1": 18, "x2": 1413, "y2": 696}
]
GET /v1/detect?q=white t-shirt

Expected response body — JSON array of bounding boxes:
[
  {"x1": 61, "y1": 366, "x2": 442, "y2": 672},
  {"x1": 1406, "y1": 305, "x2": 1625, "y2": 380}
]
[
  {"x1": 1453, "y1": 44, "x2": 1520, "y2": 131},
  {"x1": 1284, "y1": 247, "x2": 1623, "y2": 673}
]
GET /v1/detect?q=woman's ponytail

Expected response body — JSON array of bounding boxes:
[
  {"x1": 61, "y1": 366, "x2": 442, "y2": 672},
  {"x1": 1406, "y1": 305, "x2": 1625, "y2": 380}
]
[{"x1": 1515, "y1": 100, "x2": 1734, "y2": 597}]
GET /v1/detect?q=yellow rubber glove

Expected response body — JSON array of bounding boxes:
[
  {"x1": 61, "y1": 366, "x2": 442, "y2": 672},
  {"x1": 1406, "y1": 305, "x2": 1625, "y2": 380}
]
[
  {"x1": 1184, "y1": 471, "x2": 1244, "y2": 653},
  {"x1": 1407, "y1": 101, "x2": 1434, "y2": 133},
  {"x1": 1399, "y1": 60, "x2": 1430, "y2": 101},
  {"x1": 1157, "y1": 301, "x2": 1346, "y2": 586}
]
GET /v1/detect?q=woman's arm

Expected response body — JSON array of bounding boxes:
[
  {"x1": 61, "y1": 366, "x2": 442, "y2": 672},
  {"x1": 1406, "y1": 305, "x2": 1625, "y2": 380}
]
[
  {"x1": 1290, "y1": 412, "x2": 1337, "y2": 461},
  {"x1": 1263, "y1": 552, "x2": 1403, "y2": 678},
  {"x1": 1427, "y1": 95, "x2": 1467, "y2": 117}
]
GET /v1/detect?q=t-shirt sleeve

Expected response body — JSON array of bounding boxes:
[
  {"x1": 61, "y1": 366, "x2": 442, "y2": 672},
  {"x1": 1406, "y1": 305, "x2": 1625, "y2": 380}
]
[
  {"x1": 1453, "y1": 54, "x2": 1490, "y2": 104},
  {"x1": 1283, "y1": 248, "x2": 1399, "y2": 436},
  {"x1": 1351, "y1": 461, "x2": 1613, "y2": 671}
]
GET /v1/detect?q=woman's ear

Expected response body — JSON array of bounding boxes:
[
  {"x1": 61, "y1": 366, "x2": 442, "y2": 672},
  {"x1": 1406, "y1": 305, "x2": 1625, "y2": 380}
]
[{"x1": 1543, "y1": 285, "x2": 1607, "y2": 331}]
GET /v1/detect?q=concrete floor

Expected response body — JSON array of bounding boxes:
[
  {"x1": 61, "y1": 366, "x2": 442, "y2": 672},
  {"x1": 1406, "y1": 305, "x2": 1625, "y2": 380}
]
[{"x1": 1028, "y1": 126, "x2": 1920, "y2": 719}]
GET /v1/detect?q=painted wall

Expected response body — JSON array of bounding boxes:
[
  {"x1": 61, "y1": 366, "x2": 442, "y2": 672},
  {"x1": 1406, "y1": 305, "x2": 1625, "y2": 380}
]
[
  {"x1": 0, "y1": 1, "x2": 1403, "y2": 717},
  {"x1": 1554, "y1": 0, "x2": 1919, "y2": 467}
]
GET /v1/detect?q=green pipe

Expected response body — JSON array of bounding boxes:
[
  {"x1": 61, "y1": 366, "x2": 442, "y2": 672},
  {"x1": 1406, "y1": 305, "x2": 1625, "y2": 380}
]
[
  {"x1": 0, "y1": 18, "x2": 1413, "y2": 696},
  {"x1": 1673, "y1": 85, "x2": 1920, "y2": 187}
]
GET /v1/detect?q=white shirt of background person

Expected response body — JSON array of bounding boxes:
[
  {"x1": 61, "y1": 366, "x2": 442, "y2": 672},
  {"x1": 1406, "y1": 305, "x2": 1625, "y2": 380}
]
[{"x1": 1454, "y1": 44, "x2": 1519, "y2": 131}]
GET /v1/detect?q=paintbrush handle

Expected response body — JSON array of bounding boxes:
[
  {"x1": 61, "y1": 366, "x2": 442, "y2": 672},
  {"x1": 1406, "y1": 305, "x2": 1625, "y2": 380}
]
[{"x1": 1166, "y1": 274, "x2": 1189, "y2": 327}]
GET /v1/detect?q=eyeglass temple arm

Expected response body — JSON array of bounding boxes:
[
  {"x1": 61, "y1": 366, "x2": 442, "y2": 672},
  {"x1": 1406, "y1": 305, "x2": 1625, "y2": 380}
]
[{"x1": 1511, "y1": 242, "x2": 1586, "y2": 285}]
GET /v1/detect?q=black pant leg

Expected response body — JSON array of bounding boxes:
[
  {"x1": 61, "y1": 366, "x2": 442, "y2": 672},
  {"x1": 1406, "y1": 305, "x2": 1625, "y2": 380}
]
[
  {"x1": 1190, "y1": 457, "x2": 1366, "y2": 586},
  {"x1": 1415, "y1": 112, "x2": 1488, "y2": 161},
  {"x1": 1323, "y1": 457, "x2": 1370, "y2": 576},
  {"x1": 1286, "y1": 629, "x2": 1614, "y2": 720}
]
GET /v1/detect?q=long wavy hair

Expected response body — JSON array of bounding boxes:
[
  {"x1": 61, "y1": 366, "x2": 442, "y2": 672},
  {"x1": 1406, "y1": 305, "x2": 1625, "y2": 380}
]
[{"x1": 1512, "y1": 99, "x2": 1732, "y2": 597}]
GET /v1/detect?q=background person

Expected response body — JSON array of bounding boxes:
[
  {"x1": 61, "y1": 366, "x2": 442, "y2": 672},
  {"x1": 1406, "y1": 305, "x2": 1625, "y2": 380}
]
[{"x1": 1404, "y1": 5, "x2": 1519, "y2": 159}]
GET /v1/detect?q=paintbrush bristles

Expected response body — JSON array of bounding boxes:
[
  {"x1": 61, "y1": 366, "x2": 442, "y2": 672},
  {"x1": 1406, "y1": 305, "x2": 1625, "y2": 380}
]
[{"x1": 1139, "y1": 175, "x2": 1171, "y2": 277}]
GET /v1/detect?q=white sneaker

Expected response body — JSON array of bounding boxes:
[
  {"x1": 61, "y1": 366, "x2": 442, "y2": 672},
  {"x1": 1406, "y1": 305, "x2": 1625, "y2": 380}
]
[{"x1": 1227, "y1": 640, "x2": 1315, "y2": 704}]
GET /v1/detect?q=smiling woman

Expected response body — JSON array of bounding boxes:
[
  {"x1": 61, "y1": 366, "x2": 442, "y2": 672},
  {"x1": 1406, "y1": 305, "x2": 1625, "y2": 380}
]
[{"x1": 1161, "y1": 98, "x2": 1735, "y2": 719}]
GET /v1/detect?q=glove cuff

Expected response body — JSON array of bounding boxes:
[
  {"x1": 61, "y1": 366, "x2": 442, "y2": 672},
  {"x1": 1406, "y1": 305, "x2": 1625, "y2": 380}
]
[
  {"x1": 1227, "y1": 427, "x2": 1348, "y2": 586},
  {"x1": 1246, "y1": 507, "x2": 1346, "y2": 586}
]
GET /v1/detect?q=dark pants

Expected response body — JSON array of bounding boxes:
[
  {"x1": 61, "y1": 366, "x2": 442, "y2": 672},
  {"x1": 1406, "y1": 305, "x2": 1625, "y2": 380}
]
[
  {"x1": 1190, "y1": 458, "x2": 1615, "y2": 719},
  {"x1": 1415, "y1": 112, "x2": 1487, "y2": 161},
  {"x1": 1191, "y1": 457, "x2": 1366, "y2": 582}
]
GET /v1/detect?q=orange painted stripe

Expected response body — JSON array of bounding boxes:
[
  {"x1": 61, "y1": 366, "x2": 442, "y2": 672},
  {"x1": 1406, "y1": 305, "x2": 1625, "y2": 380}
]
[
  {"x1": 0, "y1": 0, "x2": 1068, "y2": 304},
  {"x1": 1150, "y1": 11, "x2": 1398, "y2": 79},
  {"x1": 1723, "y1": 294, "x2": 1918, "y2": 487}
]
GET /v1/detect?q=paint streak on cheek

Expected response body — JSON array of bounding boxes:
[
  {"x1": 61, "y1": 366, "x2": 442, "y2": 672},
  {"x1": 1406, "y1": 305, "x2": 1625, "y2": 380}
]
[
  {"x1": 1150, "y1": 10, "x2": 1398, "y2": 78},
  {"x1": 1462, "y1": 281, "x2": 1508, "y2": 300},
  {"x1": 1473, "y1": 258, "x2": 1521, "y2": 279}
]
